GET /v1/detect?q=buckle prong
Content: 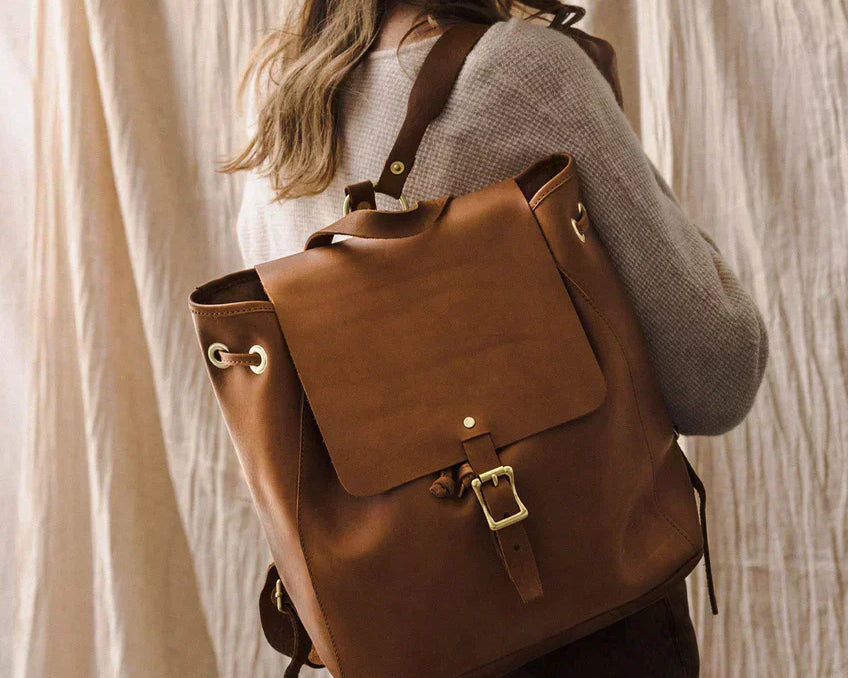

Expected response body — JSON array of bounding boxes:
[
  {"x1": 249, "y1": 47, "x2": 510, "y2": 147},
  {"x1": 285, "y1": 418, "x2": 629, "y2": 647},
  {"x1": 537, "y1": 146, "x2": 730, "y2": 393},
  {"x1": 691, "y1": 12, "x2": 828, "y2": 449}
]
[{"x1": 470, "y1": 465, "x2": 529, "y2": 531}]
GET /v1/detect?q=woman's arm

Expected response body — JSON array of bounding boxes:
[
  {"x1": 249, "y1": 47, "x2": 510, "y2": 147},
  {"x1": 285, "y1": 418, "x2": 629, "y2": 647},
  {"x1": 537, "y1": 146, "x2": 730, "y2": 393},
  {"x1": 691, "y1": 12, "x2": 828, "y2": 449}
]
[{"x1": 504, "y1": 24, "x2": 769, "y2": 436}]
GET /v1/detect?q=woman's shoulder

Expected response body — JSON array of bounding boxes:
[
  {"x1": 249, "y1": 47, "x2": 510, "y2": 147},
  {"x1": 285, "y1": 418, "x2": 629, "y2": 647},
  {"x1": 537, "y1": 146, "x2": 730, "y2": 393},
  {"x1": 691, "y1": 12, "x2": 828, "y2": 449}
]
[
  {"x1": 468, "y1": 17, "x2": 604, "y2": 86},
  {"x1": 455, "y1": 17, "x2": 619, "y2": 121}
]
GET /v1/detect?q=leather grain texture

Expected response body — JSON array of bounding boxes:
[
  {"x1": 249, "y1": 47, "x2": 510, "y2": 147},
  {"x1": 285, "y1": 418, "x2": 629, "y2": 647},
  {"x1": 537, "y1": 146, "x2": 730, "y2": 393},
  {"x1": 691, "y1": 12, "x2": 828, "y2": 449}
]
[{"x1": 256, "y1": 179, "x2": 607, "y2": 497}]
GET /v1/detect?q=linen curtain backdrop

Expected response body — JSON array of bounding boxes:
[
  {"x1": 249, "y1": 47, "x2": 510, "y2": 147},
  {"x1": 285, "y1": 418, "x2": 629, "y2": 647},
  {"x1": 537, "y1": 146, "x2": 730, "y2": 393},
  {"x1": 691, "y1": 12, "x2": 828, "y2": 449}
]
[{"x1": 4, "y1": 0, "x2": 846, "y2": 676}]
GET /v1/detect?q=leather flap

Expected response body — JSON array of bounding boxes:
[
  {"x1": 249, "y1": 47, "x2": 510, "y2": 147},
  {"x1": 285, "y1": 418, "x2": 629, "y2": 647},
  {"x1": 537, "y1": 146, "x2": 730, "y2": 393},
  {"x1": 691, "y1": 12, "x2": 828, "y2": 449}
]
[{"x1": 255, "y1": 179, "x2": 607, "y2": 496}]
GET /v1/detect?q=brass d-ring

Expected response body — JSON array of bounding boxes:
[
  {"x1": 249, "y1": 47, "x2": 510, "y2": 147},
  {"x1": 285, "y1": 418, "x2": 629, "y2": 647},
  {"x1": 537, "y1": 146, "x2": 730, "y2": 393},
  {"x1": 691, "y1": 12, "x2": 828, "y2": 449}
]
[
  {"x1": 571, "y1": 201, "x2": 587, "y2": 243},
  {"x1": 342, "y1": 184, "x2": 409, "y2": 216}
]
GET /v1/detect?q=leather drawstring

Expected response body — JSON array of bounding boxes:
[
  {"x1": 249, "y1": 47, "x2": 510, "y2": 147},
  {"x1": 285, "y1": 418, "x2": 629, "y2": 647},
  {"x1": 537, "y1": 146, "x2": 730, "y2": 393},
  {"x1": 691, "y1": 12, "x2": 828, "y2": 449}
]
[
  {"x1": 217, "y1": 350, "x2": 261, "y2": 368},
  {"x1": 429, "y1": 462, "x2": 475, "y2": 498},
  {"x1": 679, "y1": 453, "x2": 719, "y2": 615}
]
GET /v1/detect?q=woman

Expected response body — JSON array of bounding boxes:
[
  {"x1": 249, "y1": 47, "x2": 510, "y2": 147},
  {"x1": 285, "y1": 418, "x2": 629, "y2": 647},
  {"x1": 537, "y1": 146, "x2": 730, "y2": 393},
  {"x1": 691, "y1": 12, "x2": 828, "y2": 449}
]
[{"x1": 224, "y1": 1, "x2": 769, "y2": 676}]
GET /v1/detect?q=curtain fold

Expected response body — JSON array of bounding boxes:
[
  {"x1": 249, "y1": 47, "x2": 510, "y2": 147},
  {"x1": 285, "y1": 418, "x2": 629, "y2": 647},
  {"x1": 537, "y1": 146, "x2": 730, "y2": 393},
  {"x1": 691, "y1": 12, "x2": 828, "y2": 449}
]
[
  {"x1": 9, "y1": 1, "x2": 847, "y2": 676},
  {"x1": 17, "y1": 1, "x2": 298, "y2": 676},
  {"x1": 634, "y1": 3, "x2": 848, "y2": 677}
]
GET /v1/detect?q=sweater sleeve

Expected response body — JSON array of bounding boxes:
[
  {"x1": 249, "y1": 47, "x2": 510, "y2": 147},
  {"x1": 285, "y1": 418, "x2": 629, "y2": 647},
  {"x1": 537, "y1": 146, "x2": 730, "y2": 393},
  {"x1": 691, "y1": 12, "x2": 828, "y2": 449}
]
[{"x1": 502, "y1": 26, "x2": 769, "y2": 436}]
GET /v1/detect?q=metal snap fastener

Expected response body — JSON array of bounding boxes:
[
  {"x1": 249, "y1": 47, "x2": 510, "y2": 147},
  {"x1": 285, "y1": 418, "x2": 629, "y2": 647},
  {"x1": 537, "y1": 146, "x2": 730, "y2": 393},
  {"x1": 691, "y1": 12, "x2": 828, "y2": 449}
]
[
  {"x1": 207, "y1": 342, "x2": 229, "y2": 369},
  {"x1": 463, "y1": 417, "x2": 476, "y2": 429},
  {"x1": 390, "y1": 160, "x2": 405, "y2": 175}
]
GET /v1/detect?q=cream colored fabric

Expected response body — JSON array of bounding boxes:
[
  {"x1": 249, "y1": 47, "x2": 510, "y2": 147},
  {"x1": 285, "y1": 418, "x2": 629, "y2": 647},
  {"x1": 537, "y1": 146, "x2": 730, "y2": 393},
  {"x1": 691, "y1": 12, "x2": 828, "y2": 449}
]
[
  {"x1": 7, "y1": 1, "x2": 847, "y2": 677},
  {"x1": 634, "y1": 5, "x2": 847, "y2": 677},
  {"x1": 1, "y1": 3, "x2": 33, "y2": 675},
  {"x1": 14, "y1": 1, "x2": 297, "y2": 676}
]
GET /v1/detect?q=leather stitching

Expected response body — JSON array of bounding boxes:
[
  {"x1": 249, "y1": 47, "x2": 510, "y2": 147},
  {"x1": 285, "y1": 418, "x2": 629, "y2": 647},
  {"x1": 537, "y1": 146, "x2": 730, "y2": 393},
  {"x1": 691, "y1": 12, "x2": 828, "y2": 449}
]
[
  {"x1": 191, "y1": 307, "x2": 276, "y2": 317},
  {"x1": 528, "y1": 165, "x2": 576, "y2": 210}
]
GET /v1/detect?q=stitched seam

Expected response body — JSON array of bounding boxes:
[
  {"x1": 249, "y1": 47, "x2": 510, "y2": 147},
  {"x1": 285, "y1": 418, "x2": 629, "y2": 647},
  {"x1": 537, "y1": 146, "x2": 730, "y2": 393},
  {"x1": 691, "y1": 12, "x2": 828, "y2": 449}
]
[
  {"x1": 221, "y1": 358, "x2": 258, "y2": 365},
  {"x1": 296, "y1": 392, "x2": 346, "y2": 677},
  {"x1": 528, "y1": 165, "x2": 575, "y2": 210},
  {"x1": 526, "y1": 200, "x2": 694, "y2": 549},
  {"x1": 191, "y1": 307, "x2": 276, "y2": 317}
]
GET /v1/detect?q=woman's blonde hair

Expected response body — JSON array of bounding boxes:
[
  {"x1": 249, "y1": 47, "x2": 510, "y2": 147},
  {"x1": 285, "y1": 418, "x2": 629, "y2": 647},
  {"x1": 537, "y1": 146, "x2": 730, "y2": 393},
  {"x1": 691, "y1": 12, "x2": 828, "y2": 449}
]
[{"x1": 219, "y1": 0, "x2": 568, "y2": 201}]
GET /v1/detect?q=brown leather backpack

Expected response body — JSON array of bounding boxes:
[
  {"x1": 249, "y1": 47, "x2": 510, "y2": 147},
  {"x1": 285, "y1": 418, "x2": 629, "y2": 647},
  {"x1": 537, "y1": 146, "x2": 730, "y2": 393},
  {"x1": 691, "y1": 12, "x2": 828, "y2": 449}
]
[{"x1": 189, "y1": 8, "x2": 717, "y2": 678}]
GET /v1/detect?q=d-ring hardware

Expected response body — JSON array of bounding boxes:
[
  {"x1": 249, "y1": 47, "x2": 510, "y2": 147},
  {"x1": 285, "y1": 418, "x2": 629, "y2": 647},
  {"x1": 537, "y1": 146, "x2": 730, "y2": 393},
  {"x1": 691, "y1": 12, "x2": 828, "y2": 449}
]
[
  {"x1": 571, "y1": 201, "x2": 587, "y2": 242},
  {"x1": 342, "y1": 183, "x2": 409, "y2": 216},
  {"x1": 207, "y1": 342, "x2": 229, "y2": 369}
]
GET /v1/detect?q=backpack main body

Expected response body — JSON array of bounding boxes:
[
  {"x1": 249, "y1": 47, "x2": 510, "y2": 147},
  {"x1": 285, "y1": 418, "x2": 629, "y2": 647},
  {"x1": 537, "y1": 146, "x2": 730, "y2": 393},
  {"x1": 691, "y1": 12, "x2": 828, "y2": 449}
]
[{"x1": 188, "y1": 13, "x2": 712, "y2": 678}]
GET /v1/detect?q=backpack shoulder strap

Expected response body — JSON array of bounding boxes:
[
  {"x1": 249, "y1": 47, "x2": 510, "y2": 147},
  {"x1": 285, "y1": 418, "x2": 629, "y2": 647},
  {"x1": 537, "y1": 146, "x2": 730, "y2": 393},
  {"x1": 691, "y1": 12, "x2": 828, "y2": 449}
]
[
  {"x1": 348, "y1": 8, "x2": 624, "y2": 206},
  {"x1": 373, "y1": 23, "x2": 489, "y2": 200}
]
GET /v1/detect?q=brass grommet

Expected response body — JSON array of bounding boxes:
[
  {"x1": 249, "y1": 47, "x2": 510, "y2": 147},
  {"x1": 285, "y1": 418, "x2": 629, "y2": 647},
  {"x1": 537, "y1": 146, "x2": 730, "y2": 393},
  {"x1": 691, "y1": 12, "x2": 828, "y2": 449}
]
[
  {"x1": 390, "y1": 160, "x2": 405, "y2": 175},
  {"x1": 249, "y1": 345, "x2": 268, "y2": 374},
  {"x1": 207, "y1": 342, "x2": 229, "y2": 369},
  {"x1": 463, "y1": 416, "x2": 476, "y2": 429}
]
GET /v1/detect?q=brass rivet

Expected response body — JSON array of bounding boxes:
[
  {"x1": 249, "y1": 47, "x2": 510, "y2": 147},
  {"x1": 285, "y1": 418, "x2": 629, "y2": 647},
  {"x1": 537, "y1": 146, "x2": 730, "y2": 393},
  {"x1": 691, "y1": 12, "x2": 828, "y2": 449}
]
[
  {"x1": 390, "y1": 160, "x2": 405, "y2": 175},
  {"x1": 463, "y1": 417, "x2": 476, "y2": 429}
]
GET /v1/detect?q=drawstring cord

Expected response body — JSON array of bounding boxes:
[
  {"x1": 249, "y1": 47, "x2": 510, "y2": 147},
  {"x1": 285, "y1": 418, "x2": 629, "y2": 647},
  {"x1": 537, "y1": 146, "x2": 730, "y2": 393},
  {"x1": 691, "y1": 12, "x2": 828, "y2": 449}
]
[{"x1": 429, "y1": 461, "x2": 475, "y2": 498}]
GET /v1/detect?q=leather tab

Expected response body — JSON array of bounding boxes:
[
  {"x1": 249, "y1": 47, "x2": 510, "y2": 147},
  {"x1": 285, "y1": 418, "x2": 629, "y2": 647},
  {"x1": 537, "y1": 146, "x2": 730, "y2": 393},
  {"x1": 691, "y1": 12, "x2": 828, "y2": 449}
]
[
  {"x1": 462, "y1": 432, "x2": 543, "y2": 603},
  {"x1": 344, "y1": 180, "x2": 377, "y2": 211},
  {"x1": 259, "y1": 564, "x2": 325, "y2": 671},
  {"x1": 305, "y1": 196, "x2": 450, "y2": 250}
]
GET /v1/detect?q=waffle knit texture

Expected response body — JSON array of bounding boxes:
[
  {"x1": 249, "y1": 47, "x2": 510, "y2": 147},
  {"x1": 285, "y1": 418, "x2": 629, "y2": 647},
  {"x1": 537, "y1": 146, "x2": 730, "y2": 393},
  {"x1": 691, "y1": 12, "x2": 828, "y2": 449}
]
[{"x1": 236, "y1": 16, "x2": 769, "y2": 436}]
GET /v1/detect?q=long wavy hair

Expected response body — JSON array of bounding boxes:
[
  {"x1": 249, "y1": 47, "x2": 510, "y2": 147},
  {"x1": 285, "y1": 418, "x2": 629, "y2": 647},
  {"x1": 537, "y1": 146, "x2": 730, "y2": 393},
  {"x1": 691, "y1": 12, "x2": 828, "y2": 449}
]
[{"x1": 219, "y1": 0, "x2": 570, "y2": 201}]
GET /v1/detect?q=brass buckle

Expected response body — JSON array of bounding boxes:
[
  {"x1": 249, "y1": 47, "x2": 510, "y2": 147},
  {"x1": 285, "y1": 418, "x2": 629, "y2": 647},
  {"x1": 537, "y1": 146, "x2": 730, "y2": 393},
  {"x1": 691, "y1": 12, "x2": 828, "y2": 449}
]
[
  {"x1": 470, "y1": 465, "x2": 529, "y2": 531},
  {"x1": 273, "y1": 579, "x2": 285, "y2": 613}
]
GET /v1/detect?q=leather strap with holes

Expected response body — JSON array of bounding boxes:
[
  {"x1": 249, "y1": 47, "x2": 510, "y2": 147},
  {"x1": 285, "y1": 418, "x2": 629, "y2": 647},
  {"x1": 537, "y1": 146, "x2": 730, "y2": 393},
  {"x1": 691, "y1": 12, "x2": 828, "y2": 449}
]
[{"x1": 461, "y1": 431, "x2": 544, "y2": 603}]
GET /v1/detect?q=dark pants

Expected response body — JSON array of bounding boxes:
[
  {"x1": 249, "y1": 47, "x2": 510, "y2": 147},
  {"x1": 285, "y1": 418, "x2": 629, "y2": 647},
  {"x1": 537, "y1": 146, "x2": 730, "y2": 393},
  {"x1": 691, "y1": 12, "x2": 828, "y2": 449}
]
[{"x1": 505, "y1": 579, "x2": 699, "y2": 678}]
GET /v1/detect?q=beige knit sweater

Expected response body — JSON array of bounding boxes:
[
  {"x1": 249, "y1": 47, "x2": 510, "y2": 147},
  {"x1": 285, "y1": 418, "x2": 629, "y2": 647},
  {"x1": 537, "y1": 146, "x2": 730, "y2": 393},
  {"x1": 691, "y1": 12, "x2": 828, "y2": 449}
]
[{"x1": 236, "y1": 16, "x2": 769, "y2": 436}]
